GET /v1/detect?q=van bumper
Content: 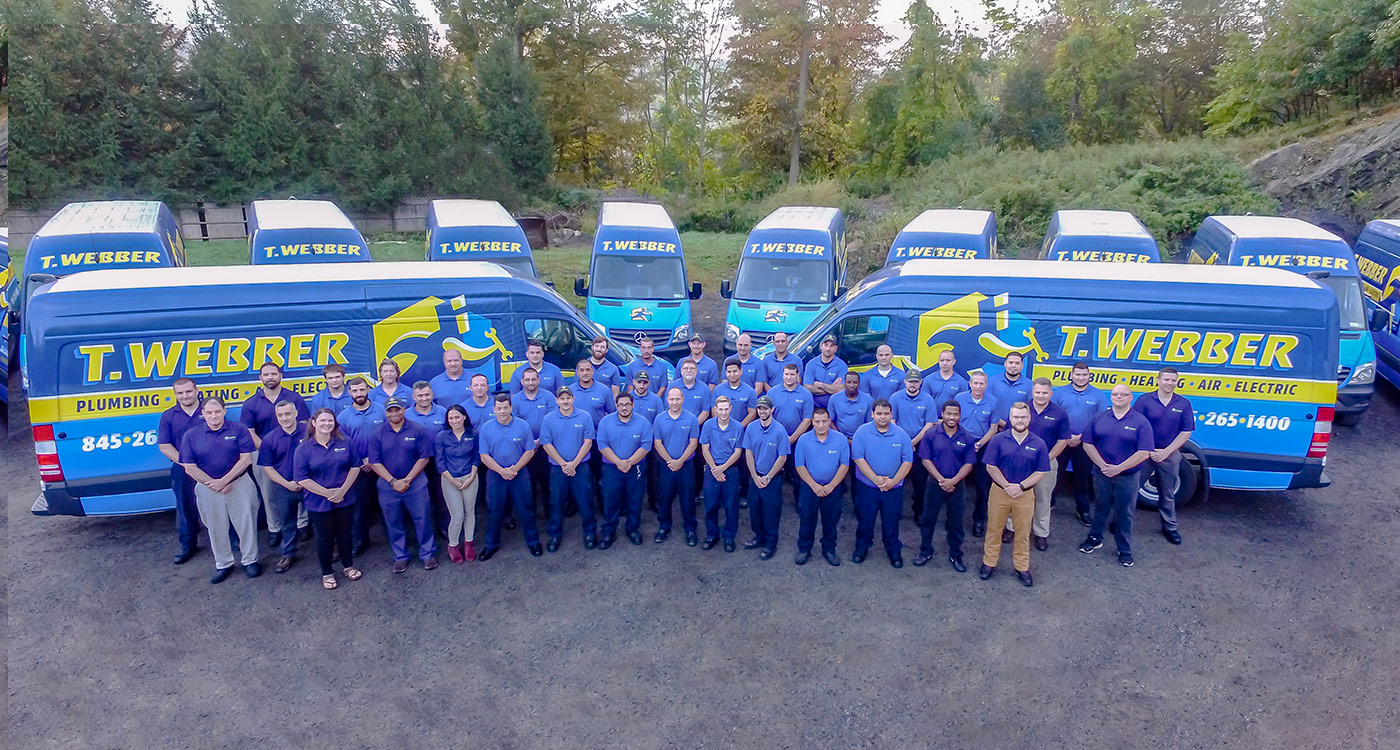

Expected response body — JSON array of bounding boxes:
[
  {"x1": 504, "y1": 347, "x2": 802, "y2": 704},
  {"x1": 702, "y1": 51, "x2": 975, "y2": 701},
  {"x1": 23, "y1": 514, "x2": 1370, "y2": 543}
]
[
  {"x1": 1335, "y1": 381, "x2": 1373, "y2": 416},
  {"x1": 31, "y1": 471, "x2": 175, "y2": 517}
]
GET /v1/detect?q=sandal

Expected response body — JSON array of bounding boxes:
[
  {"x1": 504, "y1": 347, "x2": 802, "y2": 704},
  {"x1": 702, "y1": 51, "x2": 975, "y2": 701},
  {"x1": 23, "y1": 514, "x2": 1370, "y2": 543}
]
[
  {"x1": 322, "y1": 574, "x2": 338, "y2": 590},
  {"x1": 344, "y1": 566, "x2": 363, "y2": 581}
]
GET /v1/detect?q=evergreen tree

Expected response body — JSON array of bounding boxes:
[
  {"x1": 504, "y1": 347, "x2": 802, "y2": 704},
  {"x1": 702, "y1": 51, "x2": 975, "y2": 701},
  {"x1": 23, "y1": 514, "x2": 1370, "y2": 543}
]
[{"x1": 476, "y1": 36, "x2": 554, "y2": 191}]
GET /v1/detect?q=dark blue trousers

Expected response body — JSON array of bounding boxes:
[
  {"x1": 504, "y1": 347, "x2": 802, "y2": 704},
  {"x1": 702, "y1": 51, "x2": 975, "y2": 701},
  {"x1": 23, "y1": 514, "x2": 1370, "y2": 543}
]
[
  {"x1": 1091, "y1": 470, "x2": 1138, "y2": 555},
  {"x1": 797, "y1": 482, "x2": 844, "y2": 554},
  {"x1": 549, "y1": 463, "x2": 597, "y2": 539},
  {"x1": 657, "y1": 457, "x2": 698, "y2": 534},
  {"x1": 267, "y1": 482, "x2": 302, "y2": 557},
  {"x1": 380, "y1": 486, "x2": 437, "y2": 562},
  {"x1": 751, "y1": 475, "x2": 784, "y2": 551},
  {"x1": 352, "y1": 471, "x2": 380, "y2": 546},
  {"x1": 600, "y1": 463, "x2": 646, "y2": 539},
  {"x1": 702, "y1": 465, "x2": 741, "y2": 541},
  {"x1": 854, "y1": 482, "x2": 903, "y2": 554},
  {"x1": 920, "y1": 484, "x2": 966, "y2": 557},
  {"x1": 171, "y1": 465, "x2": 201, "y2": 553},
  {"x1": 1065, "y1": 445, "x2": 1096, "y2": 517},
  {"x1": 486, "y1": 473, "x2": 538, "y2": 551}
]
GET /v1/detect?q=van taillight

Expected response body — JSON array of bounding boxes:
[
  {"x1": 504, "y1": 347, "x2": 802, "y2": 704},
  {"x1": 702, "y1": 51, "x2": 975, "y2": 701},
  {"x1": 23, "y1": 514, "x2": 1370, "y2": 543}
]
[
  {"x1": 33, "y1": 424, "x2": 65, "y2": 482},
  {"x1": 1307, "y1": 407, "x2": 1333, "y2": 459}
]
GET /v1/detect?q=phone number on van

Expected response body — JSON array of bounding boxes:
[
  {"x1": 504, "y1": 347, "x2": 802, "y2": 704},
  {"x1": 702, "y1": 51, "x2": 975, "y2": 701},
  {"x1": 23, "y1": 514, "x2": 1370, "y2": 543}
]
[
  {"x1": 81, "y1": 430, "x2": 161, "y2": 452},
  {"x1": 1200, "y1": 412, "x2": 1292, "y2": 430}
]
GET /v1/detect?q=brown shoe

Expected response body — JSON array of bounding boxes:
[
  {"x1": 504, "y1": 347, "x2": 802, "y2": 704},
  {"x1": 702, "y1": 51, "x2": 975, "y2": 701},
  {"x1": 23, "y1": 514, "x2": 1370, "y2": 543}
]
[
  {"x1": 392, "y1": 560, "x2": 409, "y2": 574},
  {"x1": 1001, "y1": 529, "x2": 1014, "y2": 544},
  {"x1": 274, "y1": 556, "x2": 295, "y2": 574},
  {"x1": 423, "y1": 556, "x2": 439, "y2": 570},
  {"x1": 1033, "y1": 534, "x2": 1049, "y2": 551}
]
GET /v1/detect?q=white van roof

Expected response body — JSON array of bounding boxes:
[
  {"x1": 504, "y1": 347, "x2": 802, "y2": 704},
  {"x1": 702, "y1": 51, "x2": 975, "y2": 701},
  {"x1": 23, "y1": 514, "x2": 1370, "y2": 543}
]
[
  {"x1": 47, "y1": 261, "x2": 511, "y2": 294},
  {"x1": 431, "y1": 199, "x2": 518, "y2": 228},
  {"x1": 754, "y1": 206, "x2": 842, "y2": 232},
  {"x1": 902, "y1": 209, "x2": 993, "y2": 235},
  {"x1": 599, "y1": 201, "x2": 675, "y2": 230},
  {"x1": 1054, "y1": 210, "x2": 1152, "y2": 238},
  {"x1": 35, "y1": 201, "x2": 164, "y2": 237},
  {"x1": 1210, "y1": 215, "x2": 1343, "y2": 242},
  {"x1": 250, "y1": 200, "x2": 357, "y2": 231},
  {"x1": 898, "y1": 258, "x2": 1317, "y2": 289}
]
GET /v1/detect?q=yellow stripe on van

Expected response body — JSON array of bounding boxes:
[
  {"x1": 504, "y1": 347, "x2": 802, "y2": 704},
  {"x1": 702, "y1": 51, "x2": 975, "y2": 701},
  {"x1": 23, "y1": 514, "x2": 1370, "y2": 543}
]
[
  {"x1": 28, "y1": 374, "x2": 374, "y2": 423},
  {"x1": 1031, "y1": 364, "x2": 1336, "y2": 404}
]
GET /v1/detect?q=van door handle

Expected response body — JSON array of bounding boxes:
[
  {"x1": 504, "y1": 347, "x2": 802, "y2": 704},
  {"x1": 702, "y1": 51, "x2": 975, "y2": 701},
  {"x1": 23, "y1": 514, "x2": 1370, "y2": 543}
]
[{"x1": 57, "y1": 432, "x2": 68, "y2": 439}]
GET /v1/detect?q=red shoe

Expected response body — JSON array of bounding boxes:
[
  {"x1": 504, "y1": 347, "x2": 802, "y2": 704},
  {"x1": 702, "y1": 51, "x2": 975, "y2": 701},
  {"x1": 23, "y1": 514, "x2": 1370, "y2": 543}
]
[
  {"x1": 463, "y1": 541, "x2": 476, "y2": 561},
  {"x1": 447, "y1": 542, "x2": 465, "y2": 565}
]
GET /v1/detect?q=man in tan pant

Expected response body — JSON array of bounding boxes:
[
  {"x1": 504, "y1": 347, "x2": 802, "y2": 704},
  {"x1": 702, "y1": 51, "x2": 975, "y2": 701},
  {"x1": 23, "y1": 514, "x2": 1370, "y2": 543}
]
[{"x1": 979, "y1": 402, "x2": 1051, "y2": 587}]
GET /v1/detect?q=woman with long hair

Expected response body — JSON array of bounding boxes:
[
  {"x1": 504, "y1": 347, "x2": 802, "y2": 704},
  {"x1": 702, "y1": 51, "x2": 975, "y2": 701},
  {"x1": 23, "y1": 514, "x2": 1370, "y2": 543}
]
[{"x1": 293, "y1": 408, "x2": 364, "y2": 589}]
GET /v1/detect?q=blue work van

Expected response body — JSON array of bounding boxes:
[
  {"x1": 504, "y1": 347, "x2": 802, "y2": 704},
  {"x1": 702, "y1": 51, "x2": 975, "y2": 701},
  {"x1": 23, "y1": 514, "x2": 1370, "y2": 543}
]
[
  {"x1": 1190, "y1": 215, "x2": 1379, "y2": 424},
  {"x1": 720, "y1": 206, "x2": 846, "y2": 353},
  {"x1": 1353, "y1": 219, "x2": 1400, "y2": 388},
  {"x1": 425, "y1": 199, "x2": 537, "y2": 276},
  {"x1": 1039, "y1": 209, "x2": 1160, "y2": 262},
  {"x1": 783, "y1": 259, "x2": 1339, "y2": 501},
  {"x1": 885, "y1": 209, "x2": 996, "y2": 265},
  {"x1": 2, "y1": 229, "x2": 12, "y2": 412},
  {"x1": 574, "y1": 201, "x2": 699, "y2": 355},
  {"x1": 247, "y1": 199, "x2": 371, "y2": 265},
  {"x1": 24, "y1": 262, "x2": 637, "y2": 517}
]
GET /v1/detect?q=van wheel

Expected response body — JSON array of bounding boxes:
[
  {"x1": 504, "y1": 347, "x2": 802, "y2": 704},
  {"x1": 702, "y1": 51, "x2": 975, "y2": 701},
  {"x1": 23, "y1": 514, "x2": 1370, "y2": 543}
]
[
  {"x1": 1137, "y1": 454, "x2": 1202, "y2": 511},
  {"x1": 1335, "y1": 411, "x2": 1363, "y2": 427}
]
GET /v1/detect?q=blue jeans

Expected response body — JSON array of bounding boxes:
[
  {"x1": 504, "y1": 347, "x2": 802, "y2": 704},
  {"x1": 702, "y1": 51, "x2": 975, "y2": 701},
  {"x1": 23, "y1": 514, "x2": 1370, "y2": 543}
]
[
  {"x1": 600, "y1": 463, "x2": 646, "y2": 539},
  {"x1": 380, "y1": 486, "x2": 437, "y2": 562},
  {"x1": 486, "y1": 473, "x2": 538, "y2": 551},
  {"x1": 920, "y1": 484, "x2": 966, "y2": 557},
  {"x1": 750, "y1": 474, "x2": 784, "y2": 550},
  {"x1": 797, "y1": 482, "x2": 844, "y2": 554},
  {"x1": 267, "y1": 482, "x2": 302, "y2": 557},
  {"x1": 702, "y1": 465, "x2": 741, "y2": 541},
  {"x1": 549, "y1": 463, "x2": 597, "y2": 539},
  {"x1": 854, "y1": 482, "x2": 903, "y2": 554},
  {"x1": 657, "y1": 458, "x2": 698, "y2": 534},
  {"x1": 1091, "y1": 470, "x2": 1138, "y2": 555}
]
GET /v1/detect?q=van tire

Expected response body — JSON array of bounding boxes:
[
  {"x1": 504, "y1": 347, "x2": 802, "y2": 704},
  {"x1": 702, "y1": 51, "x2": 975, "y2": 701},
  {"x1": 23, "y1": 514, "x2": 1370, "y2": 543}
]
[
  {"x1": 1335, "y1": 411, "x2": 1364, "y2": 427},
  {"x1": 1137, "y1": 450, "x2": 1203, "y2": 511}
]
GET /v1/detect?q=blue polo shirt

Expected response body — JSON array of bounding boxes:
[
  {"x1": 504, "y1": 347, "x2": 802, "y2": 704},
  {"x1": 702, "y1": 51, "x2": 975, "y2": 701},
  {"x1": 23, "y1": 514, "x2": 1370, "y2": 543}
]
[
  {"x1": 625, "y1": 357, "x2": 671, "y2": 394},
  {"x1": 239, "y1": 387, "x2": 309, "y2": 438},
  {"x1": 889, "y1": 388, "x2": 935, "y2": 439},
  {"x1": 597, "y1": 413, "x2": 654, "y2": 465},
  {"x1": 1083, "y1": 409, "x2": 1155, "y2": 473},
  {"x1": 984, "y1": 431, "x2": 1052, "y2": 485},
  {"x1": 293, "y1": 437, "x2": 362, "y2": 512},
  {"x1": 539, "y1": 409, "x2": 595, "y2": 466},
  {"x1": 434, "y1": 428, "x2": 480, "y2": 477},
  {"x1": 510, "y1": 362, "x2": 565, "y2": 395},
  {"x1": 917, "y1": 426, "x2": 978, "y2": 480},
  {"x1": 678, "y1": 354, "x2": 720, "y2": 386},
  {"x1": 953, "y1": 392, "x2": 999, "y2": 438},
  {"x1": 673, "y1": 379, "x2": 713, "y2": 418},
  {"x1": 828, "y1": 391, "x2": 873, "y2": 437},
  {"x1": 179, "y1": 419, "x2": 256, "y2": 479},
  {"x1": 1028, "y1": 401, "x2": 1071, "y2": 452},
  {"x1": 630, "y1": 391, "x2": 664, "y2": 424},
  {"x1": 510, "y1": 389, "x2": 558, "y2": 441},
  {"x1": 742, "y1": 419, "x2": 791, "y2": 474},
  {"x1": 988, "y1": 374, "x2": 1033, "y2": 424},
  {"x1": 713, "y1": 381, "x2": 758, "y2": 422},
  {"x1": 764, "y1": 352, "x2": 804, "y2": 388},
  {"x1": 795, "y1": 430, "x2": 850, "y2": 484},
  {"x1": 478, "y1": 416, "x2": 536, "y2": 469},
  {"x1": 1053, "y1": 384, "x2": 1109, "y2": 434},
  {"x1": 732, "y1": 355, "x2": 765, "y2": 389},
  {"x1": 768, "y1": 383, "x2": 814, "y2": 436},
  {"x1": 653, "y1": 409, "x2": 701, "y2": 461},
  {"x1": 925, "y1": 371, "x2": 970, "y2": 409},
  {"x1": 587, "y1": 358, "x2": 623, "y2": 391},
  {"x1": 460, "y1": 396, "x2": 495, "y2": 433},
  {"x1": 369, "y1": 381, "x2": 413, "y2": 407},
  {"x1": 860, "y1": 366, "x2": 905, "y2": 403},
  {"x1": 308, "y1": 387, "x2": 352, "y2": 418},
  {"x1": 803, "y1": 356, "x2": 848, "y2": 408},
  {"x1": 368, "y1": 420, "x2": 434, "y2": 492},
  {"x1": 157, "y1": 403, "x2": 203, "y2": 450},
  {"x1": 336, "y1": 402, "x2": 385, "y2": 461},
  {"x1": 1133, "y1": 392, "x2": 1196, "y2": 450},
  {"x1": 700, "y1": 418, "x2": 744, "y2": 465},
  {"x1": 405, "y1": 404, "x2": 449, "y2": 440},
  {"x1": 256, "y1": 422, "x2": 306, "y2": 481},
  {"x1": 851, "y1": 422, "x2": 914, "y2": 488},
  {"x1": 571, "y1": 380, "x2": 615, "y2": 426},
  {"x1": 429, "y1": 372, "x2": 472, "y2": 409}
]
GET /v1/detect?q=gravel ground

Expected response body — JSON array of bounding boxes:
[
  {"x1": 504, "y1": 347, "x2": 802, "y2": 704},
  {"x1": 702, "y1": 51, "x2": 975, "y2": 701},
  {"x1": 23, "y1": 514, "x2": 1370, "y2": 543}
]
[{"x1": 5, "y1": 370, "x2": 1399, "y2": 748}]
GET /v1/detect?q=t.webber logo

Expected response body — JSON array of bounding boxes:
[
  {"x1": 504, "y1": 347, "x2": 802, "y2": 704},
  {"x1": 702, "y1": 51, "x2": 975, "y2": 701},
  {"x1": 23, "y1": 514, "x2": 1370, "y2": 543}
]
[{"x1": 373, "y1": 295, "x2": 514, "y2": 386}]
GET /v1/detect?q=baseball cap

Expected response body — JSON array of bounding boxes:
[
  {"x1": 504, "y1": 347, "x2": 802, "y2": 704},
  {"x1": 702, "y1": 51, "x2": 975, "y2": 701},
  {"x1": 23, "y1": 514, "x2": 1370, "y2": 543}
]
[
  {"x1": 690, "y1": 333, "x2": 705, "y2": 342},
  {"x1": 556, "y1": 386, "x2": 573, "y2": 397},
  {"x1": 756, "y1": 395, "x2": 774, "y2": 408},
  {"x1": 634, "y1": 371, "x2": 650, "y2": 382},
  {"x1": 821, "y1": 334, "x2": 837, "y2": 344},
  {"x1": 904, "y1": 369, "x2": 923, "y2": 382},
  {"x1": 384, "y1": 397, "x2": 407, "y2": 409}
]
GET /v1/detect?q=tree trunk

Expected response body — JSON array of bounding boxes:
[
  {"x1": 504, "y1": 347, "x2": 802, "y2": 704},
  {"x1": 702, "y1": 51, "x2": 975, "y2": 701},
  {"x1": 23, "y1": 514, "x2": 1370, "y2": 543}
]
[{"x1": 788, "y1": 23, "x2": 809, "y2": 186}]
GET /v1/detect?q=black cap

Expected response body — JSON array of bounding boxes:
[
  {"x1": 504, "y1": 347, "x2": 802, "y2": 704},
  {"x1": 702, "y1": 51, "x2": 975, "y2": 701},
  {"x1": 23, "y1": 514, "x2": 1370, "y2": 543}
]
[{"x1": 384, "y1": 397, "x2": 406, "y2": 410}]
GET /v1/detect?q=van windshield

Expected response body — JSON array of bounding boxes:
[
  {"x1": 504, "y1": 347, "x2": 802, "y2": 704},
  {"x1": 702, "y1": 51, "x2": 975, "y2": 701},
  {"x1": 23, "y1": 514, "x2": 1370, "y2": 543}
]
[
  {"x1": 734, "y1": 258, "x2": 830, "y2": 303},
  {"x1": 493, "y1": 258, "x2": 536, "y2": 277},
  {"x1": 1320, "y1": 275, "x2": 1368, "y2": 331},
  {"x1": 590, "y1": 255, "x2": 686, "y2": 300}
]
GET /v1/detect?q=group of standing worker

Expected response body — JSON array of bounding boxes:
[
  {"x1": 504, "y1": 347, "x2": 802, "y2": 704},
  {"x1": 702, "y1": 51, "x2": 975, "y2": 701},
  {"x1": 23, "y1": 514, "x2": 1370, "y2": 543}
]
[{"x1": 159, "y1": 331, "x2": 1195, "y2": 590}]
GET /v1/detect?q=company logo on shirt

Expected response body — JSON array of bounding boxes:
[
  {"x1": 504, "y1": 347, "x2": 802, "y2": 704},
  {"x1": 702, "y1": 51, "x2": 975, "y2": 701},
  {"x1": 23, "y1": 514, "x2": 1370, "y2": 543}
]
[{"x1": 374, "y1": 295, "x2": 513, "y2": 388}]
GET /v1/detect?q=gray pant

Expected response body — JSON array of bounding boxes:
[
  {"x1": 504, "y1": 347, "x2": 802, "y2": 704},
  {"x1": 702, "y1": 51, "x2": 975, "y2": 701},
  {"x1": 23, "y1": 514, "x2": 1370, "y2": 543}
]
[
  {"x1": 1147, "y1": 452, "x2": 1181, "y2": 532},
  {"x1": 1006, "y1": 458, "x2": 1058, "y2": 538},
  {"x1": 195, "y1": 473, "x2": 260, "y2": 569}
]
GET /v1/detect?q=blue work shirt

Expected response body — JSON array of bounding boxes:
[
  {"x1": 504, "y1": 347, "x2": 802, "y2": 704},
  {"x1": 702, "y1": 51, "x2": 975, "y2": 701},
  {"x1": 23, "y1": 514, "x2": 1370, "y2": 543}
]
[
  {"x1": 653, "y1": 409, "x2": 701, "y2": 461},
  {"x1": 510, "y1": 389, "x2": 558, "y2": 441},
  {"x1": 953, "y1": 392, "x2": 999, "y2": 438},
  {"x1": 851, "y1": 422, "x2": 914, "y2": 488},
  {"x1": 293, "y1": 437, "x2": 361, "y2": 512},
  {"x1": 256, "y1": 422, "x2": 306, "y2": 481},
  {"x1": 764, "y1": 352, "x2": 804, "y2": 388},
  {"x1": 803, "y1": 355, "x2": 848, "y2": 408},
  {"x1": 742, "y1": 419, "x2": 791, "y2": 475},
  {"x1": 625, "y1": 357, "x2": 671, "y2": 394},
  {"x1": 179, "y1": 419, "x2": 256, "y2": 479},
  {"x1": 157, "y1": 403, "x2": 203, "y2": 451},
  {"x1": 460, "y1": 396, "x2": 495, "y2": 433},
  {"x1": 368, "y1": 420, "x2": 434, "y2": 492},
  {"x1": 889, "y1": 388, "x2": 935, "y2": 439},
  {"x1": 917, "y1": 426, "x2": 978, "y2": 480},
  {"x1": 828, "y1": 391, "x2": 873, "y2": 437},
  {"x1": 510, "y1": 362, "x2": 565, "y2": 395},
  {"x1": 1133, "y1": 392, "x2": 1195, "y2": 450},
  {"x1": 768, "y1": 383, "x2": 814, "y2": 436},
  {"x1": 570, "y1": 380, "x2": 615, "y2": 426},
  {"x1": 336, "y1": 402, "x2": 385, "y2": 462},
  {"x1": 369, "y1": 381, "x2": 413, "y2": 407},
  {"x1": 860, "y1": 366, "x2": 905, "y2": 403},
  {"x1": 988, "y1": 373, "x2": 1033, "y2": 424},
  {"x1": 586, "y1": 358, "x2": 623, "y2": 391},
  {"x1": 1053, "y1": 383, "x2": 1109, "y2": 434},
  {"x1": 732, "y1": 354, "x2": 765, "y2": 389},
  {"x1": 429, "y1": 372, "x2": 473, "y2": 409},
  {"x1": 308, "y1": 387, "x2": 352, "y2": 418},
  {"x1": 924, "y1": 371, "x2": 970, "y2": 409},
  {"x1": 239, "y1": 387, "x2": 309, "y2": 438},
  {"x1": 405, "y1": 404, "x2": 449, "y2": 440},
  {"x1": 1028, "y1": 401, "x2": 1071, "y2": 452},
  {"x1": 478, "y1": 416, "x2": 536, "y2": 469},
  {"x1": 630, "y1": 390, "x2": 665, "y2": 424},
  {"x1": 713, "y1": 381, "x2": 758, "y2": 423},
  {"x1": 700, "y1": 418, "x2": 745, "y2": 465},
  {"x1": 677, "y1": 354, "x2": 720, "y2": 386},
  {"x1": 1083, "y1": 409, "x2": 1155, "y2": 473},
  {"x1": 795, "y1": 430, "x2": 850, "y2": 485},
  {"x1": 434, "y1": 428, "x2": 480, "y2": 477},
  {"x1": 984, "y1": 431, "x2": 1052, "y2": 485},
  {"x1": 597, "y1": 413, "x2": 654, "y2": 465},
  {"x1": 539, "y1": 409, "x2": 595, "y2": 466},
  {"x1": 673, "y1": 379, "x2": 712, "y2": 418}
]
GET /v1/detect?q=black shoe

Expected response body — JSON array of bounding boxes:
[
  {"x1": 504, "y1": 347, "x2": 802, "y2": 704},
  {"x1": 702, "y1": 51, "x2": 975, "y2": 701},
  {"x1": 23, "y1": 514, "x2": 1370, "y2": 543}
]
[
  {"x1": 529, "y1": 544, "x2": 544, "y2": 557},
  {"x1": 978, "y1": 564, "x2": 994, "y2": 579},
  {"x1": 1016, "y1": 570, "x2": 1034, "y2": 587},
  {"x1": 686, "y1": 531, "x2": 698, "y2": 547},
  {"x1": 1077, "y1": 510, "x2": 1093, "y2": 527},
  {"x1": 1162, "y1": 529, "x2": 1182, "y2": 545},
  {"x1": 851, "y1": 547, "x2": 867, "y2": 564},
  {"x1": 1079, "y1": 536, "x2": 1103, "y2": 554},
  {"x1": 724, "y1": 540, "x2": 736, "y2": 553},
  {"x1": 503, "y1": 517, "x2": 517, "y2": 531},
  {"x1": 599, "y1": 536, "x2": 614, "y2": 550},
  {"x1": 702, "y1": 537, "x2": 718, "y2": 550},
  {"x1": 1001, "y1": 529, "x2": 1014, "y2": 544},
  {"x1": 244, "y1": 562, "x2": 263, "y2": 578},
  {"x1": 1109, "y1": 522, "x2": 1117, "y2": 535},
  {"x1": 478, "y1": 547, "x2": 498, "y2": 561},
  {"x1": 758, "y1": 548, "x2": 776, "y2": 560},
  {"x1": 173, "y1": 548, "x2": 197, "y2": 565},
  {"x1": 267, "y1": 531, "x2": 282, "y2": 547},
  {"x1": 1119, "y1": 551, "x2": 1135, "y2": 567},
  {"x1": 889, "y1": 553, "x2": 903, "y2": 569},
  {"x1": 739, "y1": 498, "x2": 749, "y2": 509},
  {"x1": 972, "y1": 522, "x2": 985, "y2": 538},
  {"x1": 795, "y1": 550, "x2": 810, "y2": 565},
  {"x1": 547, "y1": 537, "x2": 561, "y2": 553},
  {"x1": 423, "y1": 556, "x2": 439, "y2": 570},
  {"x1": 913, "y1": 552, "x2": 932, "y2": 567},
  {"x1": 1033, "y1": 534, "x2": 1049, "y2": 551},
  {"x1": 352, "y1": 540, "x2": 369, "y2": 557},
  {"x1": 393, "y1": 560, "x2": 409, "y2": 573},
  {"x1": 823, "y1": 550, "x2": 841, "y2": 567},
  {"x1": 743, "y1": 537, "x2": 763, "y2": 550},
  {"x1": 564, "y1": 501, "x2": 578, "y2": 518},
  {"x1": 949, "y1": 554, "x2": 967, "y2": 573},
  {"x1": 628, "y1": 532, "x2": 643, "y2": 546},
  {"x1": 297, "y1": 526, "x2": 314, "y2": 542},
  {"x1": 584, "y1": 535, "x2": 597, "y2": 550},
  {"x1": 210, "y1": 567, "x2": 233, "y2": 584},
  {"x1": 654, "y1": 530, "x2": 670, "y2": 544}
]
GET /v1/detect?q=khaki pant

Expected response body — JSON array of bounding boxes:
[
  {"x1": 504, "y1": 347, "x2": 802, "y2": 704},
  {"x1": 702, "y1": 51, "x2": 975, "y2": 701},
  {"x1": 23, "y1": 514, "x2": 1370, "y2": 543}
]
[
  {"x1": 984, "y1": 484, "x2": 1033, "y2": 572},
  {"x1": 1005, "y1": 458, "x2": 1058, "y2": 538},
  {"x1": 195, "y1": 473, "x2": 260, "y2": 569}
]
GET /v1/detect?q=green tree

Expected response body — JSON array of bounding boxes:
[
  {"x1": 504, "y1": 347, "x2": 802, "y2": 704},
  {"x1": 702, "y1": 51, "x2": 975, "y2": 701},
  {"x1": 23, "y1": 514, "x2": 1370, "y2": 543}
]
[
  {"x1": 1045, "y1": 0, "x2": 1146, "y2": 143},
  {"x1": 477, "y1": 35, "x2": 554, "y2": 191}
]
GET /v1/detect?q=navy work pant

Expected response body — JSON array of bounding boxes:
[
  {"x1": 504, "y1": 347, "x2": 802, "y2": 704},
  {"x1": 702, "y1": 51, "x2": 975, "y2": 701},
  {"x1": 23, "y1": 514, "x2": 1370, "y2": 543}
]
[
  {"x1": 657, "y1": 457, "x2": 698, "y2": 534},
  {"x1": 702, "y1": 465, "x2": 741, "y2": 542},
  {"x1": 750, "y1": 474, "x2": 784, "y2": 551},
  {"x1": 171, "y1": 464, "x2": 202, "y2": 553},
  {"x1": 380, "y1": 486, "x2": 437, "y2": 562},
  {"x1": 548, "y1": 463, "x2": 597, "y2": 540},
  {"x1": 797, "y1": 482, "x2": 844, "y2": 554},
  {"x1": 600, "y1": 463, "x2": 646, "y2": 539},
  {"x1": 854, "y1": 482, "x2": 903, "y2": 554},
  {"x1": 920, "y1": 484, "x2": 966, "y2": 557},
  {"x1": 485, "y1": 473, "x2": 539, "y2": 551},
  {"x1": 1091, "y1": 470, "x2": 1139, "y2": 555}
]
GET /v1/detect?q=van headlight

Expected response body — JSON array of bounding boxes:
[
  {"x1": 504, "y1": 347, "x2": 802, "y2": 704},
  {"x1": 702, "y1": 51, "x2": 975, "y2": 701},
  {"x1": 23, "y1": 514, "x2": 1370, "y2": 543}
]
[
  {"x1": 725, "y1": 323, "x2": 739, "y2": 341},
  {"x1": 1350, "y1": 361, "x2": 1375, "y2": 385},
  {"x1": 674, "y1": 323, "x2": 691, "y2": 342}
]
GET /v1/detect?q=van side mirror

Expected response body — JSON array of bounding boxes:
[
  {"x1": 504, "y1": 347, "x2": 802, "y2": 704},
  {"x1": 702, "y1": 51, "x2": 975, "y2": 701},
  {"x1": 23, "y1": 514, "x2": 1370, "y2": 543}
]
[
  {"x1": 546, "y1": 281, "x2": 556, "y2": 289},
  {"x1": 836, "y1": 285, "x2": 848, "y2": 298},
  {"x1": 1371, "y1": 307, "x2": 1389, "y2": 332},
  {"x1": 689, "y1": 282, "x2": 702, "y2": 300},
  {"x1": 574, "y1": 277, "x2": 588, "y2": 297},
  {"x1": 720, "y1": 280, "x2": 732, "y2": 299}
]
